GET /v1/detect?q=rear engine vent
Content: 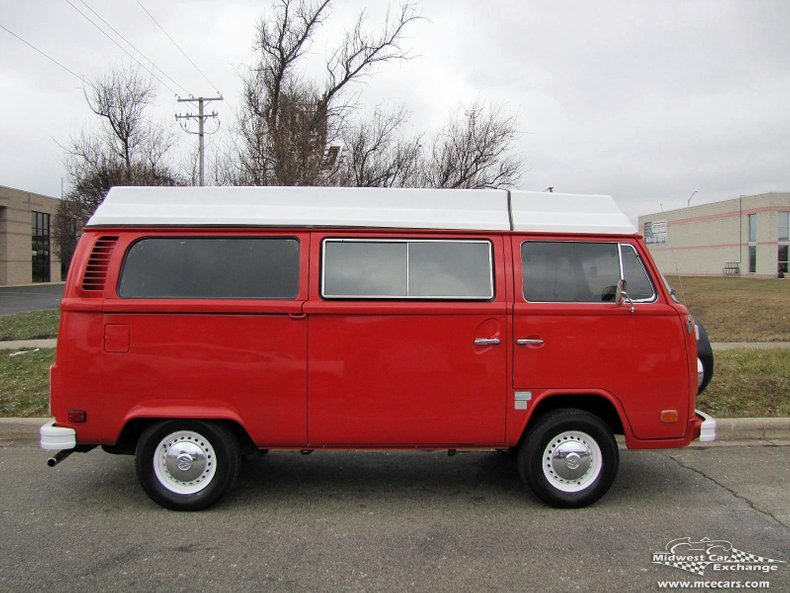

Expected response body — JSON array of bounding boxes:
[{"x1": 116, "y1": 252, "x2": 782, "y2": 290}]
[{"x1": 82, "y1": 236, "x2": 119, "y2": 292}]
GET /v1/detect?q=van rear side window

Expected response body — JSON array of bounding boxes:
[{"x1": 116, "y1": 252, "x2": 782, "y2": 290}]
[
  {"x1": 119, "y1": 237, "x2": 299, "y2": 299},
  {"x1": 322, "y1": 239, "x2": 493, "y2": 299},
  {"x1": 521, "y1": 241, "x2": 655, "y2": 303}
]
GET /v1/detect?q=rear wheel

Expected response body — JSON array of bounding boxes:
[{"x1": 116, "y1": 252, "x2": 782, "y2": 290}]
[
  {"x1": 135, "y1": 420, "x2": 240, "y2": 511},
  {"x1": 517, "y1": 409, "x2": 618, "y2": 508}
]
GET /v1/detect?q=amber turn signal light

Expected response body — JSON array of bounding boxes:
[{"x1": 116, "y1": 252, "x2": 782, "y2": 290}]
[{"x1": 660, "y1": 409, "x2": 678, "y2": 423}]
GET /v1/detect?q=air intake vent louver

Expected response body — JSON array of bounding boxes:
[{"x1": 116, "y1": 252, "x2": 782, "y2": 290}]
[{"x1": 81, "y1": 236, "x2": 119, "y2": 291}]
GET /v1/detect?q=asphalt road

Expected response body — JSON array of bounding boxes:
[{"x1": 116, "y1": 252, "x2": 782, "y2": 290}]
[
  {"x1": 1, "y1": 439, "x2": 787, "y2": 592},
  {"x1": 0, "y1": 284, "x2": 63, "y2": 315}
]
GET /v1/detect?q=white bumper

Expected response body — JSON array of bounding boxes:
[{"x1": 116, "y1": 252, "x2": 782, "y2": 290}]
[
  {"x1": 40, "y1": 421, "x2": 76, "y2": 450},
  {"x1": 696, "y1": 409, "x2": 717, "y2": 442}
]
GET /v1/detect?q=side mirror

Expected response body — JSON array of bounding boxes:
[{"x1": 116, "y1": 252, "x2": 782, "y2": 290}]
[{"x1": 616, "y1": 279, "x2": 635, "y2": 313}]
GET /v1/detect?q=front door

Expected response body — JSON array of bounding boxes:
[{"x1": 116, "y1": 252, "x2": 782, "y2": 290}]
[{"x1": 511, "y1": 237, "x2": 691, "y2": 440}]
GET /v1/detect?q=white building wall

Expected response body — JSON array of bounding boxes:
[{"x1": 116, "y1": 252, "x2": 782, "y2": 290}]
[{"x1": 639, "y1": 193, "x2": 790, "y2": 277}]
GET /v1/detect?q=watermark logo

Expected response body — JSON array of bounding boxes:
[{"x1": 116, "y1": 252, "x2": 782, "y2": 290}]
[{"x1": 652, "y1": 537, "x2": 785, "y2": 577}]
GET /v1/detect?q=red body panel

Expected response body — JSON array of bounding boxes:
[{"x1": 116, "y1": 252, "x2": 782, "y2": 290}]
[
  {"x1": 510, "y1": 235, "x2": 693, "y2": 440},
  {"x1": 49, "y1": 227, "x2": 700, "y2": 450}
]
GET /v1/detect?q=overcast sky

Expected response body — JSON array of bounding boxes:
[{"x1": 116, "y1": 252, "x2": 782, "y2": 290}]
[{"x1": 1, "y1": 0, "x2": 789, "y2": 222}]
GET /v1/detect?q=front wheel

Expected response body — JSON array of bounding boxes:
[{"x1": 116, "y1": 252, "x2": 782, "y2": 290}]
[
  {"x1": 135, "y1": 420, "x2": 240, "y2": 511},
  {"x1": 517, "y1": 409, "x2": 618, "y2": 508}
]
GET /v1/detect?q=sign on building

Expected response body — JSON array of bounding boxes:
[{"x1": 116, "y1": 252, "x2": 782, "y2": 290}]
[{"x1": 644, "y1": 220, "x2": 667, "y2": 244}]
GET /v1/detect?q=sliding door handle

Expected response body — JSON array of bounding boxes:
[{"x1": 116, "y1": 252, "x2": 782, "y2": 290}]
[{"x1": 516, "y1": 338, "x2": 544, "y2": 346}]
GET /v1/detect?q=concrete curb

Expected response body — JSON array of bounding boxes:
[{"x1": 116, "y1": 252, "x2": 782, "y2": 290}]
[
  {"x1": 715, "y1": 417, "x2": 790, "y2": 441},
  {"x1": 711, "y1": 342, "x2": 790, "y2": 350},
  {"x1": 2, "y1": 417, "x2": 789, "y2": 444},
  {"x1": 0, "y1": 339, "x2": 57, "y2": 350}
]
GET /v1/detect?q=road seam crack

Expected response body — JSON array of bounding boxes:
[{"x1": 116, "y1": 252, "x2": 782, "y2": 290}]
[{"x1": 669, "y1": 455, "x2": 788, "y2": 529}]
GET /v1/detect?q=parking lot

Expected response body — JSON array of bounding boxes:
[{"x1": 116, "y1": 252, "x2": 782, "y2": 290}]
[
  {"x1": 1, "y1": 438, "x2": 787, "y2": 592},
  {"x1": 0, "y1": 284, "x2": 63, "y2": 315}
]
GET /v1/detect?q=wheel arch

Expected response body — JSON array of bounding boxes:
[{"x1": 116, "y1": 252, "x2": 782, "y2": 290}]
[
  {"x1": 104, "y1": 416, "x2": 257, "y2": 456},
  {"x1": 516, "y1": 392, "x2": 628, "y2": 449}
]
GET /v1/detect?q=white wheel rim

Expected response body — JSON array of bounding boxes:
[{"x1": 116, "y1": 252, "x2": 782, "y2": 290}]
[
  {"x1": 153, "y1": 430, "x2": 217, "y2": 495},
  {"x1": 541, "y1": 430, "x2": 602, "y2": 493}
]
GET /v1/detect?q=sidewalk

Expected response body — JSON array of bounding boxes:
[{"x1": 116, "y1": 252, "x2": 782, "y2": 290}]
[{"x1": 3, "y1": 417, "x2": 789, "y2": 444}]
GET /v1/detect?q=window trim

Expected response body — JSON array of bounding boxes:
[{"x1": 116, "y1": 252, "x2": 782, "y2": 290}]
[
  {"x1": 321, "y1": 238, "x2": 495, "y2": 301},
  {"x1": 117, "y1": 235, "x2": 301, "y2": 300},
  {"x1": 519, "y1": 240, "x2": 657, "y2": 304}
]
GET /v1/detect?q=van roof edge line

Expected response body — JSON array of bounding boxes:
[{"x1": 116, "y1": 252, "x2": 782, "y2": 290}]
[{"x1": 86, "y1": 186, "x2": 638, "y2": 235}]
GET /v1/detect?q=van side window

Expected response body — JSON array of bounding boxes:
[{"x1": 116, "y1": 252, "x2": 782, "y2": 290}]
[
  {"x1": 620, "y1": 245, "x2": 656, "y2": 301},
  {"x1": 521, "y1": 242, "x2": 657, "y2": 303},
  {"x1": 119, "y1": 238, "x2": 299, "y2": 299},
  {"x1": 322, "y1": 239, "x2": 493, "y2": 299},
  {"x1": 521, "y1": 242, "x2": 620, "y2": 302}
]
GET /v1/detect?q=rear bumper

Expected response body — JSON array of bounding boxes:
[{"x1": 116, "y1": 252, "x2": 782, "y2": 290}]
[
  {"x1": 40, "y1": 421, "x2": 76, "y2": 450},
  {"x1": 695, "y1": 409, "x2": 717, "y2": 442}
]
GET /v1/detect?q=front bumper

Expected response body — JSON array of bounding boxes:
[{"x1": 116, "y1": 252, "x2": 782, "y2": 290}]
[
  {"x1": 695, "y1": 409, "x2": 717, "y2": 442},
  {"x1": 40, "y1": 421, "x2": 76, "y2": 450}
]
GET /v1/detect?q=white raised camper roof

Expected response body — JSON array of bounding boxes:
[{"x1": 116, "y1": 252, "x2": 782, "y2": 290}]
[{"x1": 87, "y1": 186, "x2": 636, "y2": 235}]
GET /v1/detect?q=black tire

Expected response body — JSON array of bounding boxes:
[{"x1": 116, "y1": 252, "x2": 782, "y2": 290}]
[
  {"x1": 135, "y1": 420, "x2": 240, "y2": 511},
  {"x1": 693, "y1": 316, "x2": 714, "y2": 394},
  {"x1": 517, "y1": 409, "x2": 619, "y2": 508}
]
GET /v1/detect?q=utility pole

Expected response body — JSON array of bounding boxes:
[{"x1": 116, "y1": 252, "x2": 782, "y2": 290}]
[{"x1": 176, "y1": 96, "x2": 222, "y2": 186}]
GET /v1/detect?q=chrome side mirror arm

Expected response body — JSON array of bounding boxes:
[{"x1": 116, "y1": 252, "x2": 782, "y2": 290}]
[{"x1": 616, "y1": 278, "x2": 636, "y2": 313}]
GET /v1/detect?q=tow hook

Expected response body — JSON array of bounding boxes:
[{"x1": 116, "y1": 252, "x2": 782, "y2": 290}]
[{"x1": 47, "y1": 449, "x2": 74, "y2": 467}]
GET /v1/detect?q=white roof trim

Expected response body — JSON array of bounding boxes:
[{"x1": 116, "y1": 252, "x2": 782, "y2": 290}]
[
  {"x1": 87, "y1": 186, "x2": 637, "y2": 235},
  {"x1": 510, "y1": 191, "x2": 637, "y2": 235},
  {"x1": 88, "y1": 186, "x2": 511, "y2": 231}
]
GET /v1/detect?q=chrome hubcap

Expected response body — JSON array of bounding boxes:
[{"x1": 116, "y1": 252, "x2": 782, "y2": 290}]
[
  {"x1": 542, "y1": 430, "x2": 602, "y2": 493},
  {"x1": 154, "y1": 430, "x2": 217, "y2": 495}
]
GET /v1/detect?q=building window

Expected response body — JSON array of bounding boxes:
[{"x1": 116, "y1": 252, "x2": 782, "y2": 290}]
[
  {"x1": 32, "y1": 211, "x2": 50, "y2": 283},
  {"x1": 779, "y1": 212, "x2": 789, "y2": 242},
  {"x1": 779, "y1": 212, "x2": 789, "y2": 276},
  {"x1": 747, "y1": 213, "x2": 757, "y2": 273}
]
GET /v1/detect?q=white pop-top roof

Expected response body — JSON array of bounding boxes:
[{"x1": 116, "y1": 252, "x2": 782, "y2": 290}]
[{"x1": 87, "y1": 186, "x2": 636, "y2": 235}]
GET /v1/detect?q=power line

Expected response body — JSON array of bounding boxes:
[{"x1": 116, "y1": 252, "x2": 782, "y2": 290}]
[
  {"x1": 64, "y1": 0, "x2": 180, "y2": 96},
  {"x1": 76, "y1": 0, "x2": 193, "y2": 97},
  {"x1": 135, "y1": 0, "x2": 221, "y2": 95},
  {"x1": 0, "y1": 22, "x2": 86, "y2": 82}
]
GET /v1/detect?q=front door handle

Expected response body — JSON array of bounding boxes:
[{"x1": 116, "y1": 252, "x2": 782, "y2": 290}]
[
  {"x1": 516, "y1": 338, "x2": 544, "y2": 346},
  {"x1": 474, "y1": 337, "x2": 501, "y2": 346}
]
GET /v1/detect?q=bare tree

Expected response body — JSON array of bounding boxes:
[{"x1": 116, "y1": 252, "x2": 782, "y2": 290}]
[
  {"x1": 335, "y1": 106, "x2": 421, "y2": 187},
  {"x1": 55, "y1": 67, "x2": 179, "y2": 269},
  {"x1": 232, "y1": 0, "x2": 420, "y2": 186},
  {"x1": 420, "y1": 101, "x2": 522, "y2": 189},
  {"x1": 222, "y1": 1, "x2": 523, "y2": 191}
]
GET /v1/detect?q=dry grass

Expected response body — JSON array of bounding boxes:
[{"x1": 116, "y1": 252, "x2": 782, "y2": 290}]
[
  {"x1": 0, "y1": 348, "x2": 54, "y2": 417},
  {"x1": 0, "y1": 310, "x2": 59, "y2": 341},
  {"x1": 666, "y1": 276, "x2": 789, "y2": 342}
]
